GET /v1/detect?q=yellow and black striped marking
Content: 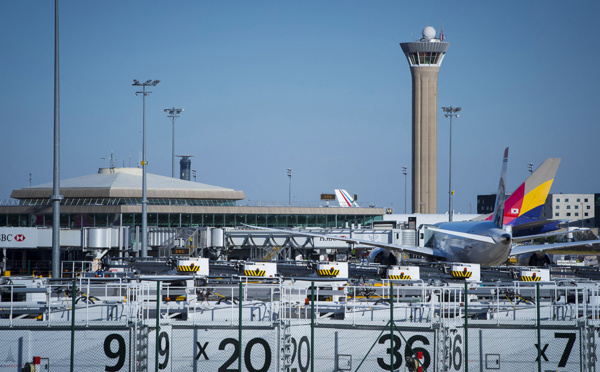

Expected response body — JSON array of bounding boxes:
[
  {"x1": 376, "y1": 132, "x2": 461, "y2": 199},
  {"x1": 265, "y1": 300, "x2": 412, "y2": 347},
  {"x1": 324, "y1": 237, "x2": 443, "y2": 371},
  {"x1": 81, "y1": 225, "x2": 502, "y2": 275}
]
[
  {"x1": 243, "y1": 269, "x2": 266, "y2": 277},
  {"x1": 178, "y1": 265, "x2": 200, "y2": 272},
  {"x1": 317, "y1": 269, "x2": 340, "y2": 277},
  {"x1": 451, "y1": 270, "x2": 473, "y2": 279},
  {"x1": 388, "y1": 275, "x2": 411, "y2": 280},
  {"x1": 520, "y1": 276, "x2": 541, "y2": 282}
]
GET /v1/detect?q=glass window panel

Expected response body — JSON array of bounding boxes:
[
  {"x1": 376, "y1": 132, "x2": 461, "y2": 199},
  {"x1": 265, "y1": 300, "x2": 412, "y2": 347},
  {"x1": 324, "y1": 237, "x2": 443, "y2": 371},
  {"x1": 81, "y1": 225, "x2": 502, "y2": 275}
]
[
  {"x1": 316, "y1": 214, "x2": 326, "y2": 227},
  {"x1": 181, "y1": 214, "x2": 192, "y2": 227},
  {"x1": 265, "y1": 215, "x2": 275, "y2": 227},
  {"x1": 224, "y1": 214, "x2": 236, "y2": 227},
  {"x1": 326, "y1": 215, "x2": 337, "y2": 228},
  {"x1": 213, "y1": 214, "x2": 224, "y2": 227},
  {"x1": 236, "y1": 214, "x2": 246, "y2": 226},
  {"x1": 122, "y1": 214, "x2": 135, "y2": 227},
  {"x1": 202, "y1": 214, "x2": 214, "y2": 227},
  {"x1": 191, "y1": 214, "x2": 203, "y2": 226},
  {"x1": 156, "y1": 214, "x2": 170, "y2": 227},
  {"x1": 277, "y1": 215, "x2": 289, "y2": 227},
  {"x1": 147, "y1": 214, "x2": 158, "y2": 227},
  {"x1": 288, "y1": 215, "x2": 297, "y2": 227}
]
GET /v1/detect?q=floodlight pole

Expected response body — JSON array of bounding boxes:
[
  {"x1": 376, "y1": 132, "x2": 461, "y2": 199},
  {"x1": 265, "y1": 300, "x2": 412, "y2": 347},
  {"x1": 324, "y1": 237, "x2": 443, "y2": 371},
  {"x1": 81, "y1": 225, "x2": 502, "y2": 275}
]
[
  {"x1": 164, "y1": 107, "x2": 184, "y2": 178},
  {"x1": 402, "y1": 166, "x2": 408, "y2": 214},
  {"x1": 133, "y1": 79, "x2": 160, "y2": 258},
  {"x1": 287, "y1": 169, "x2": 292, "y2": 206},
  {"x1": 51, "y1": 0, "x2": 63, "y2": 279},
  {"x1": 442, "y1": 106, "x2": 461, "y2": 222}
]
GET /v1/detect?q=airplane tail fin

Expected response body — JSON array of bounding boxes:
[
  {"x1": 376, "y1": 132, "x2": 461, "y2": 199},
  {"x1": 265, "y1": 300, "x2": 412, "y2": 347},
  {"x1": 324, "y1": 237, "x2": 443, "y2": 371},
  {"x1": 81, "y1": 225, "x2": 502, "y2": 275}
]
[
  {"x1": 491, "y1": 148, "x2": 509, "y2": 228},
  {"x1": 486, "y1": 157, "x2": 561, "y2": 228},
  {"x1": 335, "y1": 189, "x2": 358, "y2": 207},
  {"x1": 502, "y1": 158, "x2": 561, "y2": 227}
]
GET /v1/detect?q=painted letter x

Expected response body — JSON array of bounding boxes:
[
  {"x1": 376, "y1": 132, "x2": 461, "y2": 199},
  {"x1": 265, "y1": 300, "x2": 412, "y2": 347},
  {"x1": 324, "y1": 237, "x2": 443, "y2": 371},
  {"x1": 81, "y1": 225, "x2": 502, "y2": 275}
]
[
  {"x1": 535, "y1": 343, "x2": 549, "y2": 362},
  {"x1": 196, "y1": 342, "x2": 209, "y2": 360}
]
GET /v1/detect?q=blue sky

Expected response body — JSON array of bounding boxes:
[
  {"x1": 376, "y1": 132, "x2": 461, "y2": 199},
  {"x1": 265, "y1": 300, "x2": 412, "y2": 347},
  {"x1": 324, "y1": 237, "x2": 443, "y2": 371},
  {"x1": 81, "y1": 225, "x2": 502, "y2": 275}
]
[{"x1": 1, "y1": 1, "x2": 599, "y2": 213}]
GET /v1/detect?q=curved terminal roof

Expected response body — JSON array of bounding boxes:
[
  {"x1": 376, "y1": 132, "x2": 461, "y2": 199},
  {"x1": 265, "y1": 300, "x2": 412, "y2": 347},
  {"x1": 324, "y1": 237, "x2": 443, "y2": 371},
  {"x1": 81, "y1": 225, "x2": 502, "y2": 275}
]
[{"x1": 10, "y1": 167, "x2": 245, "y2": 201}]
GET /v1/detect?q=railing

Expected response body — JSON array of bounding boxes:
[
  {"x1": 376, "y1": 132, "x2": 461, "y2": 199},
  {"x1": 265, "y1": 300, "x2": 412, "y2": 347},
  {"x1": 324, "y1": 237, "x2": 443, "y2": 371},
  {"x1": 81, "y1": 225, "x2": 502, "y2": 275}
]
[{"x1": 2, "y1": 280, "x2": 600, "y2": 326}]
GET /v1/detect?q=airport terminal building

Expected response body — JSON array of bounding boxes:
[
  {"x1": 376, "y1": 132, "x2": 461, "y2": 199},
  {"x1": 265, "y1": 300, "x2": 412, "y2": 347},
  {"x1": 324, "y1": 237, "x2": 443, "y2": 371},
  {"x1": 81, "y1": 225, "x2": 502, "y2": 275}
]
[{"x1": 0, "y1": 167, "x2": 384, "y2": 230}]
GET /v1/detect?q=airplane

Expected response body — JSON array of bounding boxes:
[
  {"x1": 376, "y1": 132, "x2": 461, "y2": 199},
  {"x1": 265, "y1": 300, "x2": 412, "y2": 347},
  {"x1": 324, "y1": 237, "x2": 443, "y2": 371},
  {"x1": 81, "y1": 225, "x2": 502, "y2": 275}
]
[
  {"x1": 247, "y1": 148, "x2": 600, "y2": 267},
  {"x1": 335, "y1": 189, "x2": 359, "y2": 207}
]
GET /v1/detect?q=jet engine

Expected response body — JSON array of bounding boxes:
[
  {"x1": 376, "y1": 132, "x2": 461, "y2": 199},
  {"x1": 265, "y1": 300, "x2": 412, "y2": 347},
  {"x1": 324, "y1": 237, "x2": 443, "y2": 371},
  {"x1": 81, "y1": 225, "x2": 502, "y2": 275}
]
[
  {"x1": 517, "y1": 252, "x2": 552, "y2": 267},
  {"x1": 368, "y1": 248, "x2": 398, "y2": 266}
]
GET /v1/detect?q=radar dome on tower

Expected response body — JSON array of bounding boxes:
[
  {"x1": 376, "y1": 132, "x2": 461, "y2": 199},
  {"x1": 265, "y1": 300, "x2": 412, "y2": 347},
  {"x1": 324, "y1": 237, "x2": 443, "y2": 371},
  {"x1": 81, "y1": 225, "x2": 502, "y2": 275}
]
[{"x1": 422, "y1": 26, "x2": 436, "y2": 41}]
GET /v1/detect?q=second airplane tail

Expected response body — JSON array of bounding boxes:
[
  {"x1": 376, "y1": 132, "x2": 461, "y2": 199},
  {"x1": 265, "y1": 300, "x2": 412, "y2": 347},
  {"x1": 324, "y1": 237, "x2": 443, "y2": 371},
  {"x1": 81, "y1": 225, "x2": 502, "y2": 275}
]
[{"x1": 335, "y1": 189, "x2": 359, "y2": 207}]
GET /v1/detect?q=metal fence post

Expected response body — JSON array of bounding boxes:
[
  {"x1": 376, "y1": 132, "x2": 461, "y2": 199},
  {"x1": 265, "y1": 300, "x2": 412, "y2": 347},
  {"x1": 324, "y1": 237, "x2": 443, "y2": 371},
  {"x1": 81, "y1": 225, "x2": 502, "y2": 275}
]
[
  {"x1": 536, "y1": 283, "x2": 541, "y2": 372},
  {"x1": 239, "y1": 280, "x2": 243, "y2": 372},
  {"x1": 70, "y1": 279, "x2": 76, "y2": 372},
  {"x1": 311, "y1": 281, "x2": 315, "y2": 372},
  {"x1": 390, "y1": 282, "x2": 394, "y2": 372},
  {"x1": 464, "y1": 282, "x2": 468, "y2": 372},
  {"x1": 156, "y1": 280, "x2": 160, "y2": 372}
]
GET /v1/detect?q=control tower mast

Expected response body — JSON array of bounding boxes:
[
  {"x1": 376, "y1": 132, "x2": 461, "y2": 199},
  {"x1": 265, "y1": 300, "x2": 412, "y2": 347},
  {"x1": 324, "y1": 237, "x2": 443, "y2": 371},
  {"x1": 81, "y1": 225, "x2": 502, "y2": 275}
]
[{"x1": 400, "y1": 26, "x2": 449, "y2": 214}]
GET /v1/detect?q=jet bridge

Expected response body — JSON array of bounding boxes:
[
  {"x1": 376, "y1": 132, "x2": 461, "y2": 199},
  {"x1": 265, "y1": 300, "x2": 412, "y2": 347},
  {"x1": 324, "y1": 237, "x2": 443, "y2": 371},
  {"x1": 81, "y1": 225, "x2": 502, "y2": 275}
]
[{"x1": 224, "y1": 228, "x2": 418, "y2": 261}]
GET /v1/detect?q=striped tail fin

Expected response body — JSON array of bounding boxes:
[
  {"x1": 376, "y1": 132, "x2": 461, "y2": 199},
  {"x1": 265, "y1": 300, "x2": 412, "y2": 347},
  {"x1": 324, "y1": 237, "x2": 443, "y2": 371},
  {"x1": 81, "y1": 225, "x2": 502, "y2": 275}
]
[
  {"x1": 502, "y1": 158, "x2": 561, "y2": 227},
  {"x1": 485, "y1": 157, "x2": 560, "y2": 228},
  {"x1": 335, "y1": 189, "x2": 358, "y2": 207}
]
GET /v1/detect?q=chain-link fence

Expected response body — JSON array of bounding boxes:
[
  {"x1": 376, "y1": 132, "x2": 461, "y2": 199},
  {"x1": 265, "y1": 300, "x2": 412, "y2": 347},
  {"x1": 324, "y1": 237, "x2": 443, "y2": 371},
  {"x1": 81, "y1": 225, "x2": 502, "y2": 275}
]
[{"x1": 2, "y1": 279, "x2": 600, "y2": 371}]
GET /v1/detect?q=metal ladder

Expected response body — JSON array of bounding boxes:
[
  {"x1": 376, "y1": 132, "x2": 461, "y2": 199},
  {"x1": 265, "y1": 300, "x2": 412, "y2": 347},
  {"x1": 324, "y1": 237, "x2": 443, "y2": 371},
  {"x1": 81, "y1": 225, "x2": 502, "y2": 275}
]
[
  {"x1": 135, "y1": 323, "x2": 149, "y2": 372},
  {"x1": 280, "y1": 319, "x2": 293, "y2": 371},
  {"x1": 583, "y1": 325, "x2": 596, "y2": 372}
]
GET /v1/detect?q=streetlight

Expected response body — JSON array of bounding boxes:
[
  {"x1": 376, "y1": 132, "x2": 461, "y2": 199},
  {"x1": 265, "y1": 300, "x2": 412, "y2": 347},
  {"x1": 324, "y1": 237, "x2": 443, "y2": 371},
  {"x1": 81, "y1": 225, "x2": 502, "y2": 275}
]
[
  {"x1": 51, "y1": 0, "x2": 63, "y2": 279},
  {"x1": 402, "y1": 166, "x2": 408, "y2": 214},
  {"x1": 164, "y1": 107, "x2": 184, "y2": 178},
  {"x1": 133, "y1": 79, "x2": 160, "y2": 258},
  {"x1": 192, "y1": 169, "x2": 197, "y2": 182},
  {"x1": 528, "y1": 163, "x2": 533, "y2": 174},
  {"x1": 442, "y1": 106, "x2": 461, "y2": 222},
  {"x1": 287, "y1": 169, "x2": 292, "y2": 206}
]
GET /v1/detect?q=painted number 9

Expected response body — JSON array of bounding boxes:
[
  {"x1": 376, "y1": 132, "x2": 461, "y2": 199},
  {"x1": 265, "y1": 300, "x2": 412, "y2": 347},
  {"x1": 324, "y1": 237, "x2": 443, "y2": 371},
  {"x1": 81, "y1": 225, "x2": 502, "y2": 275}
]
[{"x1": 104, "y1": 334, "x2": 126, "y2": 372}]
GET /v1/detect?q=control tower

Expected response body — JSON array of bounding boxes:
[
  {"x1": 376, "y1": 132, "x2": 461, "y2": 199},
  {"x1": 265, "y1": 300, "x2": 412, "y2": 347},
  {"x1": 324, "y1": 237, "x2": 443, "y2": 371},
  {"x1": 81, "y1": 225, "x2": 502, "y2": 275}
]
[
  {"x1": 400, "y1": 26, "x2": 449, "y2": 214},
  {"x1": 177, "y1": 155, "x2": 194, "y2": 181}
]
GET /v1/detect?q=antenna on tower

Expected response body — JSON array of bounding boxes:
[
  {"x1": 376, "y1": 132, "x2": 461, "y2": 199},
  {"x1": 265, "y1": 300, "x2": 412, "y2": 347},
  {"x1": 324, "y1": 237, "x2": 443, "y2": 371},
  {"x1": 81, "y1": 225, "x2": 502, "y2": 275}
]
[{"x1": 440, "y1": 22, "x2": 445, "y2": 41}]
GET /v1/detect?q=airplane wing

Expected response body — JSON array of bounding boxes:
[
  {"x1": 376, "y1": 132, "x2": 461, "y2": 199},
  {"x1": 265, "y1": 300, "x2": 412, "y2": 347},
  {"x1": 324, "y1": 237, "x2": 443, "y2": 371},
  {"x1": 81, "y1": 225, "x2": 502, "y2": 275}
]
[
  {"x1": 242, "y1": 225, "x2": 447, "y2": 259},
  {"x1": 427, "y1": 227, "x2": 496, "y2": 244},
  {"x1": 512, "y1": 229, "x2": 590, "y2": 243},
  {"x1": 510, "y1": 239, "x2": 600, "y2": 256}
]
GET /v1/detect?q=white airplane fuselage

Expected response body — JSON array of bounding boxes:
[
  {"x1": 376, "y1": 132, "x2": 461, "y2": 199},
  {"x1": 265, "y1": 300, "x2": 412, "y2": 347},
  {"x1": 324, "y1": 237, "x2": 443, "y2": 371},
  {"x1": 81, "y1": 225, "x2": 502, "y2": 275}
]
[{"x1": 432, "y1": 221, "x2": 512, "y2": 266}]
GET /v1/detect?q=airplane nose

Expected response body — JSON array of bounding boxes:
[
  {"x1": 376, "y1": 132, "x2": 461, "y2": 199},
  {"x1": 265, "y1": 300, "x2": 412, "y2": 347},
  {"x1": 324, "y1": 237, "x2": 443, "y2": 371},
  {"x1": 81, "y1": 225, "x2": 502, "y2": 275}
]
[{"x1": 500, "y1": 233, "x2": 511, "y2": 245}]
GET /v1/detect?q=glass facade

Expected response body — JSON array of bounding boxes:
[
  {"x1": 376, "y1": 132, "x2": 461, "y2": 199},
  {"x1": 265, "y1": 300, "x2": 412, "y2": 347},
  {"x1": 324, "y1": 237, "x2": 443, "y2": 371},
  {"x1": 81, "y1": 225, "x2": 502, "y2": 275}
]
[{"x1": 0, "y1": 211, "x2": 382, "y2": 229}]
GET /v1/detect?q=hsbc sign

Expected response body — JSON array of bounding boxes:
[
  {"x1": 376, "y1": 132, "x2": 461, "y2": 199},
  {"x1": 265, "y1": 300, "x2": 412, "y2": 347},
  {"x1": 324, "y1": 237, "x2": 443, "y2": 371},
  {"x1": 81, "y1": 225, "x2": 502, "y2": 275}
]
[
  {"x1": 0, "y1": 228, "x2": 37, "y2": 248},
  {"x1": 1, "y1": 234, "x2": 25, "y2": 242}
]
